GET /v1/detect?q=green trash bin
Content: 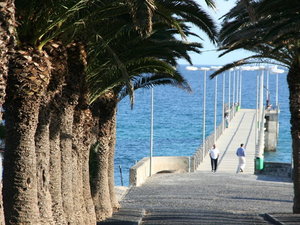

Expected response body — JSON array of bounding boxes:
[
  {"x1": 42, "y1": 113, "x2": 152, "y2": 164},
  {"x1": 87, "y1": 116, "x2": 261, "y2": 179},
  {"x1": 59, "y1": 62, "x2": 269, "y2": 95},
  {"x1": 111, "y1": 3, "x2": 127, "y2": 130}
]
[{"x1": 255, "y1": 157, "x2": 264, "y2": 170}]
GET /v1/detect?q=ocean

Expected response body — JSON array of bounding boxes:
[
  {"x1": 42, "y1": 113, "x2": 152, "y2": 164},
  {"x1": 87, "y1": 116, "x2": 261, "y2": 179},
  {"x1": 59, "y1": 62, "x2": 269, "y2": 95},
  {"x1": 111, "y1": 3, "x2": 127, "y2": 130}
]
[{"x1": 115, "y1": 65, "x2": 291, "y2": 186}]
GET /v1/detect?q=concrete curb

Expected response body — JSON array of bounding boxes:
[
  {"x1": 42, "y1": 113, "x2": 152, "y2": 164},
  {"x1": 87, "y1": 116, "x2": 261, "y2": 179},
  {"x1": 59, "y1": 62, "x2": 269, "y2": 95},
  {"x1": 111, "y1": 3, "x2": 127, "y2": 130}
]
[
  {"x1": 263, "y1": 213, "x2": 284, "y2": 225},
  {"x1": 97, "y1": 208, "x2": 145, "y2": 225}
]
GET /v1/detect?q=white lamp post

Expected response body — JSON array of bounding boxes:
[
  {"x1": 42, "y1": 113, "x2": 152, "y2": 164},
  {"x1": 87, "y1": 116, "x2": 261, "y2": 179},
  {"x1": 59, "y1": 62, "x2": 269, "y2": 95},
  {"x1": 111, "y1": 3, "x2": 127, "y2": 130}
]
[
  {"x1": 228, "y1": 69, "x2": 232, "y2": 120},
  {"x1": 270, "y1": 66, "x2": 285, "y2": 107},
  {"x1": 222, "y1": 73, "x2": 226, "y2": 131},
  {"x1": 232, "y1": 69, "x2": 236, "y2": 113},
  {"x1": 210, "y1": 66, "x2": 222, "y2": 143},
  {"x1": 149, "y1": 87, "x2": 154, "y2": 176},
  {"x1": 259, "y1": 66, "x2": 265, "y2": 124},
  {"x1": 199, "y1": 67, "x2": 210, "y2": 158}
]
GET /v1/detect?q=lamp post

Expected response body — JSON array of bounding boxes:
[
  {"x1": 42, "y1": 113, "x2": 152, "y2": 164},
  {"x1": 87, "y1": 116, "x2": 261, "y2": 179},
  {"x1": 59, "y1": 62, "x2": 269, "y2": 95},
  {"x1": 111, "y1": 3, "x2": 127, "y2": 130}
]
[
  {"x1": 232, "y1": 68, "x2": 236, "y2": 113},
  {"x1": 200, "y1": 67, "x2": 210, "y2": 158},
  {"x1": 211, "y1": 66, "x2": 221, "y2": 143},
  {"x1": 149, "y1": 87, "x2": 154, "y2": 176},
  {"x1": 228, "y1": 69, "x2": 232, "y2": 120},
  {"x1": 236, "y1": 68, "x2": 239, "y2": 106},
  {"x1": 239, "y1": 68, "x2": 242, "y2": 108},
  {"x1": 256, "y1": 70, "x2": 259, "y2": 152},
  {"x1": 222, "y1": 72, "x2": 226, "y2": 131},
  {"x1": 259, "y1": 66, "x2": 265, "y2": 125},
  {"x1": 270, "y1": 66, "x2": 285, "y2": 107}
]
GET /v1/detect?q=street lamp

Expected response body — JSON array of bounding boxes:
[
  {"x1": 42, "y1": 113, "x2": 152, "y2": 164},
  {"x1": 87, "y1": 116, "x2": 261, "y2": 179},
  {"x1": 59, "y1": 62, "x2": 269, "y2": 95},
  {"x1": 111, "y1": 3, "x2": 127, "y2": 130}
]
[
  {"x1": 210, "y1": 66, "x2": 222, "y2": 143},
  {"x1": 149, "y1": 87, "x2": 154, "y2": 176},
  {"x1": 199, "y1": 67, "x2": 210, "y2": 159},
  {"x1": 270, "y1": 66, "x2": 285, "y2": 107}
]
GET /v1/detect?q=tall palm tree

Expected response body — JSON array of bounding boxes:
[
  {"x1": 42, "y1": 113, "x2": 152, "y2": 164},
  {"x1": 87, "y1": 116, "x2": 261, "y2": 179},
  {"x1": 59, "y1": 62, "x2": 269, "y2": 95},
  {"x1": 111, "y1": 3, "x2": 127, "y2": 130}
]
[
  {"x1": 211, "y1": 0, "x2": 300, "y2": 213},
  {"x1": 0, "y1": 0, "x2": 15, "y2": 121},
  {"x1": 86, "y1": 0, "x2": 217, "y2": 220},
  {"x1": 3, "y1": 1, "x2": 92, "y2": 224},
  {"x1": 0, "y1": 0, "x2": 16, "y2": 223}
]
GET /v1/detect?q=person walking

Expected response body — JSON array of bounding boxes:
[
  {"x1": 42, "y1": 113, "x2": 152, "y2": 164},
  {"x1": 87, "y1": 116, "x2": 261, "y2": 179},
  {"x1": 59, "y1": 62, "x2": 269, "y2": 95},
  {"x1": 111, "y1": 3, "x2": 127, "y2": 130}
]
[
  {"x1": 209, "y1": 144, "x2": 220, "y2": 172},
  {"x1": 236, "y1": 143, "x2": 246, "y2": 173}
]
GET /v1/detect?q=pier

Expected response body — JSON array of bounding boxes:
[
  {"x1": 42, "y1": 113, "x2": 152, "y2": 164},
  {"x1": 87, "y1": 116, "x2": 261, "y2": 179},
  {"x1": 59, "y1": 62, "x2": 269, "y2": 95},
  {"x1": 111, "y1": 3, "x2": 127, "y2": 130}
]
[
  {"x1": 197, "y1": 109, "x2": 256, "y2": 174},
  {"x1": 100, "y1": 108, "x2": 296, "y2": 225},
  {"x1": 99, "y1": 66, "x2": 297, "y2": 224}
]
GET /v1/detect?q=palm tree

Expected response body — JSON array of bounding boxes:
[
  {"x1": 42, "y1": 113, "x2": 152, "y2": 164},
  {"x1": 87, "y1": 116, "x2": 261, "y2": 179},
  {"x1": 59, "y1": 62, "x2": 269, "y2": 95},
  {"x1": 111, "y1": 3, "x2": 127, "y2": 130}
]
[
  {"x1": 1, "y1": 0, "x2": 217, "y2": 223},
  {"x1": 86, "y1": 0, "x2": 217, "y2": 220},
  {"x1": 3, "y1": 0, "x2": 92, "y2": 224},
  {"x1": 0, "y1": 1, "x2": 16, "y2": 223},
  {"x1": 0, "y1": 0, "x2": 15, "y2": 121},
  {"x1": 211, "y1": 0, "x2": 300, "y2": 213}
]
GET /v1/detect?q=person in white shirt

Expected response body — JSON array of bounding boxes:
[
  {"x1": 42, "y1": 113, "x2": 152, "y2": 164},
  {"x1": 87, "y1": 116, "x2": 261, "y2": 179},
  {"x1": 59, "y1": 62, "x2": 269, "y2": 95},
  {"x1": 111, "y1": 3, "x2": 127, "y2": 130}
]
[{"x1": 209, "y1": 144, "x2": 220, "y2": 172}]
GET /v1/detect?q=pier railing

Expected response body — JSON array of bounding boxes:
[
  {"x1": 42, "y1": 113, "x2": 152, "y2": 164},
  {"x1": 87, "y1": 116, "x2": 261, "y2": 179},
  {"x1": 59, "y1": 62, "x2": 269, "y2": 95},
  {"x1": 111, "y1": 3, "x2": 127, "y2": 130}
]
[
  {"x1": 191, "y1": 105, "x2": 237, "y2": 171},
  {"x1": 129, "y1": 105, "x2": 238, "y2": 186}
]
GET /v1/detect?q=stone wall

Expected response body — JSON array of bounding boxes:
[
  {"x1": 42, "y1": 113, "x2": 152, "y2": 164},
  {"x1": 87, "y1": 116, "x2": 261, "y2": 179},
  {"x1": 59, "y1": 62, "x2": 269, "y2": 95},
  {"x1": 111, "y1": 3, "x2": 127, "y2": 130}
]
[
  {"x1": 258, "y1": 161, "x2": 292, "y2": 178},
  {"x1": 130, "y1": 156, "x2": 191, "y2": 186}
]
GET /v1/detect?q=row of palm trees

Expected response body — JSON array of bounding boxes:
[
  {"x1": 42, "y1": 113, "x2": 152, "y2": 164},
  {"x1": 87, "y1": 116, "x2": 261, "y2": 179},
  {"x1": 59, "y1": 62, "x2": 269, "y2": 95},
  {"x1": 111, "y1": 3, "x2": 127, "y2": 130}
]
[
  {"x1": 0, "y1": 0, "x2": 217, "y2": 224},
  {"x1": 211, "y1": 0, "x2": 300, "y2": 214},
  {"x1": 1, "y1": 0, "x2": 300, "y2": 224}
]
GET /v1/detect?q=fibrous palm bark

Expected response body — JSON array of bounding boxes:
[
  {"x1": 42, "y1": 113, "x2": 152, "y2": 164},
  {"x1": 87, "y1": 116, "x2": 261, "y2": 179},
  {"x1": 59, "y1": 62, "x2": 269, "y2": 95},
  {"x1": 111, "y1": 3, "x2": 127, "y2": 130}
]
[
  {"x1": 81, "y1": 108, "x2": 97, "y2": 225},
  {"x1": 35, "y1": 98, "x2": 54, "y2": 225},
  {"x1": 49, "y1": 100, "x2": 67, "y2": 225},
  {"x1": 0, "y1": 0, "x2": 15, "y2": 120},
  {"x1": 108, "y1": 113, "x2": 119, "y2": 211},
  {"x1": 36, "y1": 42, "x2": 69, "y2": 225},
  {"x1": 73, "y1": 105, "x2": 96, "y2": 225},
  {"x1": 60, "y1": 42, "x2": 86, "y2": 224},
  {"x1": 3, "y1": 47, "x2": 51, "y2": 225},
  {"x1": 91, "y1": 92, "x2": 118, "y2": 221},
  {"x1": 47, "y1": 43, "x2": 69, "y2": 225},
  {"x1": 287, "y1": 62, "x2": 300, "y2": 213},
  {"x1": 0, "y1": 0, "x2": 16, "y2": 223}
]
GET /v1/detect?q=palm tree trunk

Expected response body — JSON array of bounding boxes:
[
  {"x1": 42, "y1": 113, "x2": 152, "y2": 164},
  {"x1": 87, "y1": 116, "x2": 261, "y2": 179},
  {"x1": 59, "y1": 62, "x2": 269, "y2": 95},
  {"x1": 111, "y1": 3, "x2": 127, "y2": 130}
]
[
  {"x1": 81, "y1": 109, "x2": 97, "y2": 225},
  {"x1": 3, "y1": 48, "x2": 51, "y2": 225},
  {"x1": 287, "y1": 63, "x2": 300, "y2": 213},
  {"x1": 0, "y1": 183, "x2": 4, "y2": 225},
  {"x1": 60, "y1": 42, "x2": 86, "y2": 224},
  {"x1": 73, "y1": 107, "x2": 96, "y2": 225},
  {"x1": 91, "y1": 92, "x2": 118, "y2": 221},
  {"x1": 60, "y1": 98, "x2": 76, "y2": 225},
  {"x1": 108, "y1": 104, "x2": 120, "y2": 210},
  {"x1": 49, "y1": 100, "x2": 67, "y2": 225},
  {"x1": 72, "y1": 109, "x2": 85, "y2": 225},
  {"x1": 45, "y1": 42, "x2": 68, "y2": 225},
  {"x1": 35, "y1": 42, "x2": 68, "y2": 225},
  {"x1": 35, "y1": 102, "x2": 54, "y2": 225},
  {"x1": 0, "y1": 1, "x2": 16, "y2": 223},
  {"x1": 0, "y1": 0, "x2": 16, "y2": 121}
]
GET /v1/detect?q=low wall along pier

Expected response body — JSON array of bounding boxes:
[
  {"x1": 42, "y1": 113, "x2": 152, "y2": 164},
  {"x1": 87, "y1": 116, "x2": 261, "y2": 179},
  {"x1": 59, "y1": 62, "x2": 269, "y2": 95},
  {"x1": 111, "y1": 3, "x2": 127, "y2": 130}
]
[{"x1": 129, "y1": 156, "x2": 190, "y2": 186}]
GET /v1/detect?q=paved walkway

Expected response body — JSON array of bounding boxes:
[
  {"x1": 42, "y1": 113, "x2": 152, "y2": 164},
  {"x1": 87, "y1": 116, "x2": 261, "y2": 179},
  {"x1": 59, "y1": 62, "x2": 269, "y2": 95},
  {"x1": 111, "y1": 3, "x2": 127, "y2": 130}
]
[
  {"x1": 104, "y1": 172, "x2": 292, "y2": 224},
  {"x1": 198, "y1": 109, "x2": 257, "y2": 174},
  {"x1": 99, "y1": 109, "x2": 296, "y2": 225}
]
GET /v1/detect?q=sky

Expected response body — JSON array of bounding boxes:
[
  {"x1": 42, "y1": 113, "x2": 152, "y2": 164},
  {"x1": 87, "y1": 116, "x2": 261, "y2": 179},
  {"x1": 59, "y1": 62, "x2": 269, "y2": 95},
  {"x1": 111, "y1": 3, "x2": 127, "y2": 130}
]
[{"x1": 177, "y1": 0, "x2": 252, "y2": 66}]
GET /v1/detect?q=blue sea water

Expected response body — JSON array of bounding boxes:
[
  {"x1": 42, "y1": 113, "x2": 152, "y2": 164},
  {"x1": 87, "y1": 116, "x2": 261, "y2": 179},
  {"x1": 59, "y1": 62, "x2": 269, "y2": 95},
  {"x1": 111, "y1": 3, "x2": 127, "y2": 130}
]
[{"x1": 114, "y1": 65, "x2": 291, "y2": 186}]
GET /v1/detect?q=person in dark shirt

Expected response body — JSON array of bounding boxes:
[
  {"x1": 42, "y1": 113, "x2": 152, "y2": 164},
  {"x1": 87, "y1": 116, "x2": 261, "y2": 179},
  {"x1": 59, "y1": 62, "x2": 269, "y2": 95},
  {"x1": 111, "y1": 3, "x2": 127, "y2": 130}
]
[{"x1": 236, "y1": 143, "x2": 246, "y2": 173}]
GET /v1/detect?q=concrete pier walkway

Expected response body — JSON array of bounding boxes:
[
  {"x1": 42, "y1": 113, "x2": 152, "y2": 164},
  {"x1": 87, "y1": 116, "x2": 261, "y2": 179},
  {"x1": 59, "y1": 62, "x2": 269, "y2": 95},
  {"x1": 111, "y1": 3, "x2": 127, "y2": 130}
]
[
  {"x1": 99, "y1": 109, "x2": 296, "y2": 224},
  {"x1": 198, "y1": 109, "x2": 257, "y2": 174}
]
